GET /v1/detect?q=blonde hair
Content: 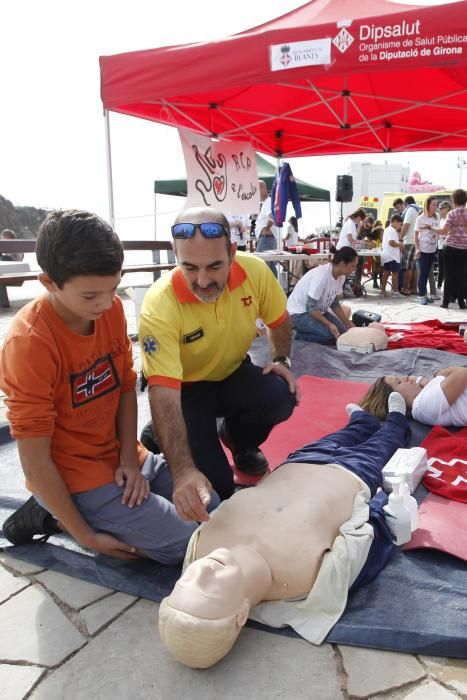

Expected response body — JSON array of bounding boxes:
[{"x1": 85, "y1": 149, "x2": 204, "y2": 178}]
[
  {"x1": 360, "y1": 377, "x2": 393, "y2": 420},
  {"x1": 159, "y1": 598, "x2": 247, "y2": 668}
]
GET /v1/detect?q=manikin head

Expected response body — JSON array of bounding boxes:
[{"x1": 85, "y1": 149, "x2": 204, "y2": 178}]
[
  {"x1": 172, "y1": 206, "x2": 236, "y2": 303},
  {"x1": 159, "y1": 546, "x2": 270, "y2": 668}
]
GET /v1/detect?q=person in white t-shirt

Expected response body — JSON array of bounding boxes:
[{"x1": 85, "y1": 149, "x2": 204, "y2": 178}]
[
  {"x1": 283, "y1": 216, "x2": 299, "y2": 248},
  {"x1": 255, "y1": 180, "x2": 279, "y2": 275},
  {"x1": 359, "y1": 367, "x2": 467, "y2": 427},
  {"x1": 227, "y1": 214, "x2": 250, "y2": 252},
  {"x1": 414, "y1": 195, "x2": 440, "y2": 305},
  {"x1": 336, "y1": 209, "x2": 366, "y2": 250},
  {"x1": 287, "y1": 246, "x2": 357, "y2": 344},
  {"x1": 380, "y1": 214, "x2": 404, "y2": 298},
  {"x1": 400, "y1": 196, "x2": 420, "y2": 295}
]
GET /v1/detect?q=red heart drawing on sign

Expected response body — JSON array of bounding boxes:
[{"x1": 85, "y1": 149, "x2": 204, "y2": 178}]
[{"x1": 213, "y1": 176, "x2": 225, "y2": 196}]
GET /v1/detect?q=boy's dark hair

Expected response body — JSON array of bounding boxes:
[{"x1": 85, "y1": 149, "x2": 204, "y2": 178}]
[
  {"x1": 36, "y1": 210, "x2": 124, "y2": 288},
  {"x1": 390, "y1": 214, "x2": 404, "y2": 224},
  {"x1": 392, "y1": 198, "x2": 404, "y2": 207},
  {"x1": 404, "y1": 195, "x2": 416, "y2": 205}
]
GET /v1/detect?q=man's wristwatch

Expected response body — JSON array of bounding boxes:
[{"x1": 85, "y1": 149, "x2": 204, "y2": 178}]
[{"x1": 273, "y1": 355, "x2": 292, "y2": 369}]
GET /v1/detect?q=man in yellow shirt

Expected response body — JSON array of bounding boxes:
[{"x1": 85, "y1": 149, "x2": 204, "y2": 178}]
[{"x1": 139, "y1": 207, "x2": 298, "y2": 523}]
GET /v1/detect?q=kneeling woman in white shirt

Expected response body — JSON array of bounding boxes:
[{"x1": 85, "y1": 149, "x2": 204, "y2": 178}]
[
  {"x1": 287, "y1": 246, "x2": 357, "y2": 344},
  {"x1": 359, "y1": 366, "x2": 467, "y2": 426}
]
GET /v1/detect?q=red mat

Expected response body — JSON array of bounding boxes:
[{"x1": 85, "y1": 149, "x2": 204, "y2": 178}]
[
  {"x1": 228, "y1": 375, "x2": 371, "y2": 485},
  {"x1": 384, "y1": 319, "x2": 467, "y2": 355},
  {"x1": 403, "y1": 493, "x2": 467, "y2": 562}
]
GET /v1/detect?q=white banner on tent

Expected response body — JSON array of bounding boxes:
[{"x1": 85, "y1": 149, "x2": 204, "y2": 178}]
[
  {"x1": 179, "y1": 129, "x2": 260, "y2": 215},
  {"x1": 270, "y1": 38, "x2": 331, "y2": 72}
]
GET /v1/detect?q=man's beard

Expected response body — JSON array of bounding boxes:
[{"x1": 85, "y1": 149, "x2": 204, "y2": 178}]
[{"x1": 191, "y1": 282, "x2": 223, "y2": 303}]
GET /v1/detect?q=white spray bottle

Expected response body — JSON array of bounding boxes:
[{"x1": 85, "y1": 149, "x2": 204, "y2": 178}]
[
  {"x1": 398, "y1": 473, "x2": 419, "y2": 532},
  {"x1": 383, "y1": 477, "x2": 412, "y2": 545}
]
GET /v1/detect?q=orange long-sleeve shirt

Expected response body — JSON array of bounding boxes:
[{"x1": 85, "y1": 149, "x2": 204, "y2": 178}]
[{"x1": 0, "y1": 295, "x2": 146, "y2": 494}]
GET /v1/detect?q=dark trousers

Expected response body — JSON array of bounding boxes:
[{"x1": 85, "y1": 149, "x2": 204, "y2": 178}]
[
  {"x1": 181, "y1": 359, "x2": 296, "y2": 499},
  {"x1": 443, "y1": 246, "x2": 467, "y2": 305},
  {"x1": 417, "y1": 251, "x2": 436, "y2": 297},
  {"x1": 285, "y1": 411, "x2": 411, "y2": 497},
  {"x1": 437, "y1": 248, "x2": 445, "y2": 287}
]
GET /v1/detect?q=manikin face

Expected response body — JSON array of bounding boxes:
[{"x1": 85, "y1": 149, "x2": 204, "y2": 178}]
[
  {"x1": 174, "y1": 209, "x2": 236, "y2": 303},
  {"x1": 41, "y1": 273, "x2": 121, "y2": 326},
  {"x1": 385, "y1": 375, "x2": 423, "y2": 407},
  {"x1": 168, "y1": 548, "x2": 247, "y2": 620}
]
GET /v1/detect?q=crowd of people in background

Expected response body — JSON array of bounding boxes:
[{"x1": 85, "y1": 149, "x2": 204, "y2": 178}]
[{"x1": 334, "y1": 189, "x2": 467, "y2": 309}]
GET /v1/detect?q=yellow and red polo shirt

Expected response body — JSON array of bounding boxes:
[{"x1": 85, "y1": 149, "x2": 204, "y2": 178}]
[{"x1": 139, "y1": 252, "x2": 288, "y2": 389}]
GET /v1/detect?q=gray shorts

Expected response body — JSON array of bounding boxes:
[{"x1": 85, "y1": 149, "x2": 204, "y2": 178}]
[
  {"x1": 401, "y1": 244, "x2": 417, "y2": 271},
  {"x1": 71, "y1": 453, "x2": 219, "y2": 565}
]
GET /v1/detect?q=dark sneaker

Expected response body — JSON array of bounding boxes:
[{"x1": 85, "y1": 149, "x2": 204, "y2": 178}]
[
  {"x1": 2, "y1": 497, "x2": 61, "y2": 545},
  {"x1": 218, "y1": 422, "x2": 269, "y2": 476},
  {"x1": 140, "y1": 421, "x2": 161, "y2": 454}
]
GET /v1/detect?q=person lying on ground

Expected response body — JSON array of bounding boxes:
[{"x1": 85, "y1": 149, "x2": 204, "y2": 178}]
[
  {"x1": 159, "y1": 392, "x2": 410, "y2": 668},
  {"x1": 359, "y1": 366, "x2": 467, "y2": 426}
]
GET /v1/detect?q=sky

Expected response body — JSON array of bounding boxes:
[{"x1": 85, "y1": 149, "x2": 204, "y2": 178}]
[{"x1": 2, "y1": 0, "x2": 465, "y2": 239}]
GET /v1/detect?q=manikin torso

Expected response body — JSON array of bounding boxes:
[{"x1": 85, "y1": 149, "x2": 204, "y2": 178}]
[{"x1": 195, "y1": 463, "x2": 361, "y2": 600}]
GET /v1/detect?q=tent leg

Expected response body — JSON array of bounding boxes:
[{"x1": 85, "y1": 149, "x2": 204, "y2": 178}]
[{"x1": 104, "y1": 110, "x2": 115, "y2": 231}]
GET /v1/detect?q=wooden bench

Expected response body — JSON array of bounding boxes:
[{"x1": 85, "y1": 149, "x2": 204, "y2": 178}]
[{"x1": 0, "y1": 240, "x2": 176, "y2": 308}]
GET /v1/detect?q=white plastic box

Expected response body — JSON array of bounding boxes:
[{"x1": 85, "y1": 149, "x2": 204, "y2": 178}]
[{"x1": 382, "y1": 447, "x2": 428, "y2": 494}]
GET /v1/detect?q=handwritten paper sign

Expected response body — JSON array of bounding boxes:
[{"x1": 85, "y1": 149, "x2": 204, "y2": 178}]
[{"x1": 179, "y1": 129, "x2": 260, "y2": 214}]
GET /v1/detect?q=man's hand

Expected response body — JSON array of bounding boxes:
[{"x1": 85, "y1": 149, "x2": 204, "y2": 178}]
[
  {"x1": 84, "y1": 532, "x2": 140, "y2": 560},
  {"x1": 115, "y1": 464, "x2": 150, "y2": 508},
  {"x1": 172, "y1": 468, "x2": 212, "y2": 523},
  {"x1": 262, "y1": 362, "x2": 301, "y2": 404},
  {"x1": 414, "y1": 250, "x2": 420, "y2": 259}
]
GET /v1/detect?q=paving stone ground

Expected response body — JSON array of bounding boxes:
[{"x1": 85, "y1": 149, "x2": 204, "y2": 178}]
[{"x1": 1, "y1": 277, "x2": 466, "y2": 700}]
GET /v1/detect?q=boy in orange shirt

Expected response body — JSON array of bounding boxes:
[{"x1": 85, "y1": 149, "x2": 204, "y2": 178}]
[{"x1": 0, "y1": 210, "x2": 210, "y2": 562}]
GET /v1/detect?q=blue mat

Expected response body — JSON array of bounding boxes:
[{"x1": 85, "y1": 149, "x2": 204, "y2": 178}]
[{"x1": 1, "y1": 343, "x2": 467, "y2": 658}]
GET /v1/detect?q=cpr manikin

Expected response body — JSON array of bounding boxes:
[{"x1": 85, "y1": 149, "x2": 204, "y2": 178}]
[
  {"x1": 159, "y1": 394, "x2": 411, "y2": 668},
  {"x1": 337, "y1": 321, "x2": 388, "y2": 353}
]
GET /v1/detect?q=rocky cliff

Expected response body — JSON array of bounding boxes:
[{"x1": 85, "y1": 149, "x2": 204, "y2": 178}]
[{"x1": 0, "y1": 194, "x2": 48, "y2": 238}]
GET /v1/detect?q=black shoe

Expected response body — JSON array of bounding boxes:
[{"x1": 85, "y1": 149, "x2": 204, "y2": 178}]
[
  {"x1": 218, "y1": 422, "x2": 269, "y2": 476},
  {"x1": 2, "y1": 497, "x2": 61, "y2": 545},
  {"x1": 440, "y1": 303, "x2": 449, "y2": 309},
  {"x1": 140, "y1": 421, "x2": 161, "y2": 454},
  {"x1": 459, "y1": 300, "x2": 466, "y2": 310}
]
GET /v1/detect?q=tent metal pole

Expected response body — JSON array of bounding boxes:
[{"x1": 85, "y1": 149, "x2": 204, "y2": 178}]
[
  {"x1": 104, "y1": 110, "x2": 116, "y2": 230},
  {"x1": 276, "y1": 156, "x2": 283, "y2": 253}
]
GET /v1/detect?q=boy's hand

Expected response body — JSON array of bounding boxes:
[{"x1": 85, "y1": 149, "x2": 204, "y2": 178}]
[
  {"x1": 115, "y1": 464, "x2": 150, "y2": 508},
  {"x1": 86, "y1": 532, "x2": 140, "y2": 560}
]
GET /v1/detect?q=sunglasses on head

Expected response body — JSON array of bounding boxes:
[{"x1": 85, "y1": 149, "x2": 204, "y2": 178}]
[{"x1": 171, "y1": 222, "x2": 230, "y2": 239}]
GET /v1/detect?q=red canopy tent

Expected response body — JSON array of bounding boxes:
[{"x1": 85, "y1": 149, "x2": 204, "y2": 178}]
[{"x1": 100, "y1": 0, "x2": 467, "y2": 158}]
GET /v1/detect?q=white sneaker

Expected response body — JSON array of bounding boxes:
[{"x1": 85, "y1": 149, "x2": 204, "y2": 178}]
[
  {"x1": 430, "y1": 294, "x2": 441, "y2": 301},
  {"x1": 346, "y1": 403, "x2": 363, "y2": 416},
  {"x1": 419, "y1": 296, "x2": 428, "y2": 305},
  {"x1": 388, "y1": 392, "x2": 406, "y2": 415},
  {"x1": 391, "y1": 291, "x2": 401, "y2": 298}
]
